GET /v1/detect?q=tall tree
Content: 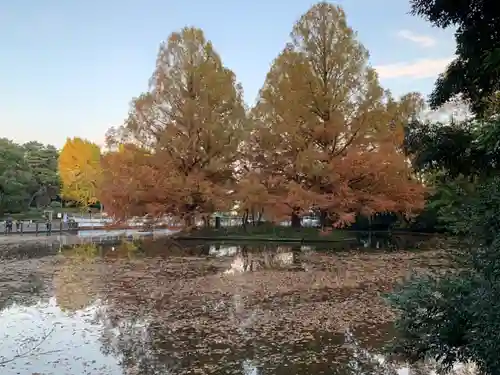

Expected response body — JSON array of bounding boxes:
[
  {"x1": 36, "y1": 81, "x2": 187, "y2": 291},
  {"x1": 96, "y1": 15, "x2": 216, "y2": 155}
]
[
  {"x1": 58, "y1": 137, "x2": 102, "y2": 207},
  {"x1": 389, "y1": 103, "x2": 500, "y2": 373},
  {"x1": 23, "y1": 141, "x2": 60, "y2": 207},
  {"x1": 0, "y1": 138, "x2": 33, "y2": 215},
  {"x1": 244, "y1": 2, "x2": 425, "y2": 227},
  {"x1": 101, "y1": 27, "x2": 247, "y2": 226},
  {"x1": 410, "y1": 0, "x2": 500, "y2": 115}
]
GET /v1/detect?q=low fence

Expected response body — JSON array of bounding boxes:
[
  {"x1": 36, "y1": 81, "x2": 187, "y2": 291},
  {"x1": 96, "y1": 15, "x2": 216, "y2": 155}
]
[{"x1": 1, "y1": 221, "x2": 78, "y2": 235}]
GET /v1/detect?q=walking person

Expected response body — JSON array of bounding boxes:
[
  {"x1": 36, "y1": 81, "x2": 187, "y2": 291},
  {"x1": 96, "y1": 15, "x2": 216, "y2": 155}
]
[
  {"x1": 5, "y1": 217, "x2": 13, "y2": 234},
  {"x1": 46, "y1": 218, "x2": 52, "y2": 235}
]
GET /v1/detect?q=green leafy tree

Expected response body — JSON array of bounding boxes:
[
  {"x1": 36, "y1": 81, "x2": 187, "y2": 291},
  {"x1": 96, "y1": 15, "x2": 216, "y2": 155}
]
[
  {"x1": 389, "y1": 117, "x2": 500, "y2": 374},
  {"x1": 23, "y1": 141, "x2": 60, "y2": 208},
  {"x1": 0, "y1": 139, "x2": 33, "y2": 214},
  {"x1": 387, "y1": 176, "x2": 500, "y2": 375},
  {"x1": 410, "y1": 0, "x2": 500, "y2": 115},
  {"x1": 404, "y1": 118, "x2": 500, "y2": 231}
]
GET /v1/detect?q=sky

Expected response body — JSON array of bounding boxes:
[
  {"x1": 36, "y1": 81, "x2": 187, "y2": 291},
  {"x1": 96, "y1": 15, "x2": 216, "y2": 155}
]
[{"x1": 0, "y1": 0, "x2": 457, "y2": 148}]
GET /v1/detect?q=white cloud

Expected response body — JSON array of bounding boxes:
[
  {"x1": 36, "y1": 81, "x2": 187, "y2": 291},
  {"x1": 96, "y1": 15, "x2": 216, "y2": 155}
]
[
  {"x1": 396, "y1": 29, "x2": 437, "y2": 48},
  {"x1": 374, "y1": 57, "x2": 454, "y2": 79}
]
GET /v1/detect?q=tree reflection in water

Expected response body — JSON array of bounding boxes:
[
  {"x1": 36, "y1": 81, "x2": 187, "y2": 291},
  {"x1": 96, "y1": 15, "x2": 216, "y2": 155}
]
[
  {"x1": 1, "y1": 239, "x2": 465, "y2": 374},
  {"x1": 15, "y1": 239, "x2": 454, "y2": 374},
  {"x1": 45, "y1": 241, "x2": 440, "y2": 374}
]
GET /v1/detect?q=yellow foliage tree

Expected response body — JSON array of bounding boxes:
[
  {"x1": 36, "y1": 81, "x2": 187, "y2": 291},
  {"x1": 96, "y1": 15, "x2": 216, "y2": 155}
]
[{"x1": 58, "y1": 137, "x2": 102, "y2": 207}]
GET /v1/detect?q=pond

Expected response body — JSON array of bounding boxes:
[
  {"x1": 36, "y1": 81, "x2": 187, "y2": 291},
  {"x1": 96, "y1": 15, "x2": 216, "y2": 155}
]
[{"x1": 0, "y1": 237, "x2": 467, "y2": 375}]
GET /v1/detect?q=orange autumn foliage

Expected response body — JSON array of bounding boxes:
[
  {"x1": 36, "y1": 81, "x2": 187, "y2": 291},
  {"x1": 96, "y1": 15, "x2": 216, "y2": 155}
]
[
  {"x1": 236, "y1": 3, "x2": 426, "y2": 227},
  {"x1": 99, "y1": 27, "x2": 246, "y2": 225},
  {"x1": 100, "y1": 145, "x2": 237, "y2": 224},
  {"x1": 101, "y1": 4, "x2": 426, "y2": 228}
]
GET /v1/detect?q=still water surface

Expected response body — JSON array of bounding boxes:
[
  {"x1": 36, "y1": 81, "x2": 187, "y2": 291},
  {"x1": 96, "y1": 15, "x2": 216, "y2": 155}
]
[{"x1": 0, "y1": 236, "x2": 466, "y2": 374}]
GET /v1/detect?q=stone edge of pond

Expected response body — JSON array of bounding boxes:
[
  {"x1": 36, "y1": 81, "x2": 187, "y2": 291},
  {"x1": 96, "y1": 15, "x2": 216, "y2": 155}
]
[{"x1": 0, "y1": 235, "x2": 136, "y2": 252}]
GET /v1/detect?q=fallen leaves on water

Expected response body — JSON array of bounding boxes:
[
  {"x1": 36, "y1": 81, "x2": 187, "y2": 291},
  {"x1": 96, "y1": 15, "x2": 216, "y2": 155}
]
[{"x1": 39, "y1": 246, "x2": 450, "y2": 373}]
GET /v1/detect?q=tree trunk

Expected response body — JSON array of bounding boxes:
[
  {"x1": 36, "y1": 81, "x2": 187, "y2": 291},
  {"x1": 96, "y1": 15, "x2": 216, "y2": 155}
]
[
  {"x1": 184, "y1": 213, "x2": 195, "y2": 229},
  {"x1": 291, "y1": 211, "x2": 301, "y2": 228},
  {"x1": 257, "y1": 209, "x2": 264, "y2": 225},
  {"x1": 242, "y1": 209, "x2": 249, "y2": 228},
  {"x1": 291, "y1": 245, "x2": 301, "y2": 265},
  {"x1": 319, "y1": 210, "x2": 332, "y2": 229},
  {"x1": 202, "y1": 215, "x2": 210, "y2": 228}
]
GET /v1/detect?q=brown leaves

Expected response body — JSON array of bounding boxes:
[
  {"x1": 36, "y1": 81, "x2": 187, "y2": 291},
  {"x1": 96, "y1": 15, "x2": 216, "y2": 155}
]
[
  {"x1": 239, "y1": 2, "x2": 426, "y2": 224},
  {"x1": 44, "y1": 243, "x2": 449, "y2": 373},
  {"x1": 1, "y1": 239, "x2": 452, "y2": 373},
  {"x1": 101, "y1": 4, "x2": 426, "y2": 226},
  {"x1": 101, "y1": 27, "x2": 246, "y2": 223}
]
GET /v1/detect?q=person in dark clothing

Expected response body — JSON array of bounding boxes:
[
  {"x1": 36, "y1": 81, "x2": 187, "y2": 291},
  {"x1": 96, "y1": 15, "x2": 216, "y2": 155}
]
[
  {"x1": 46, "y1": 219, "x2": 52, "y2": 235},
  {"x1": 5, "y1": 217, "x2": 12, "y2": 234}
]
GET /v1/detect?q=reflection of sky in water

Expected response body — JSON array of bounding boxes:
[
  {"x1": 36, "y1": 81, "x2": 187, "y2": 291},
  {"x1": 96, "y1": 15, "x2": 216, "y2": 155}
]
[
  {"x1": 0, "y1": 298, "x2": 121, "y2": 375},
  {"x1": 223, "y1": 250, "x2": 295, "y2": 275},
  {"x1": 77, "y1": 228, "x2": 176, "y2": 238},
  {"x1": 209, "y1": 245, "x2": 239, "y2": 257},
  {"x1": 242, "y1": 359, "x2": 259, "y2": 374},
  {"x1": 0, "y1": 246, "x2": 478, "y2": 375},
  {"x1": 0, "y1": 296, "x2": 277, "y2": 375},
  {"x1": 0, "y1": 295, "x2": 475, "y2": 375}
]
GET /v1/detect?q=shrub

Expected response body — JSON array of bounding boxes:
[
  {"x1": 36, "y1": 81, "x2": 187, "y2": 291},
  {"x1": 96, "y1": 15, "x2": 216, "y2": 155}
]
[{"x1": 386, "y1": 176, "x2": 500, "y2": 375}]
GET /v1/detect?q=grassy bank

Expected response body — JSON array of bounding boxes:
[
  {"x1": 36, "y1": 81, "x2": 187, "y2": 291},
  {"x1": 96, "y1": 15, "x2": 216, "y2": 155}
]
[{"x1": 173, "y1": 224, "x2": 355, "y2": 242}]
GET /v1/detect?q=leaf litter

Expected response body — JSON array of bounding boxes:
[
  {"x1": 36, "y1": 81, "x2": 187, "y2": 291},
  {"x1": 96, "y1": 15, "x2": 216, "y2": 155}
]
[
  {"x1": 0, "y1": 243, "x2": 450, "y2": 374},
  {"x1": 38, "y1": 245, "x2": 448, "y2": 374}
]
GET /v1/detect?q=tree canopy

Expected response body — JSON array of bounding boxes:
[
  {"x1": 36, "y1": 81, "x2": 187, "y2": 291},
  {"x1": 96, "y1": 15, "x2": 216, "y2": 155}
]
[
  {"x1": 410, "y1": 0, "x2": 500, "y2": 115},
  {"x1": 239, "y1": 3, "x2": 425, "y2": 227},
  {"x1": 58, "y1": 137, "x2": 102, "y2": 207},
  {"x1": 23, "y1": 141, "x2": 60, "y2": 207},
  {"x1": 389, "y1": 31, "x2": 500, "y2": 375},
  {"x1": 101, "y1": 27, "x2": 247, "y2": 225},
  {"x1": 0, "y1": 138, "x2": 59, "y2": 214}
]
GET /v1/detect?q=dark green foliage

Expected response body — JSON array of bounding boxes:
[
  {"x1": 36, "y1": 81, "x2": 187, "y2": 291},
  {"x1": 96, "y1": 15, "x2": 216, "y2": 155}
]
[
  {"x1": 410, "y1": 0, "x2": 500, "y2": 115},
  {"x1": 23, "y1": 141, "x2": 59, "y2": 191},
  {"x1": 392, "y1": 101, "x2": 500, "y2": 373},
  {"x1": 0, "y1": 139, "x2": 33, "y2": 214},
  {"x1": 0, "y1": 138, "x2": 59, "y2": 214},
  {"x1": 387, "y1": 270, "x2": 500, "y2": 374},
  {"x1": 403, "y1": 118, "x2": 500, "y2": 232},
  {"x1": 388, "y1": 176, "x2": 500, "y2": 374},
  {"x1": 404, "y1": 120, "x2": 476, "y2": 178},
  {"x1": 404, "y1": 119, "x2": 500, "y2": 179}
]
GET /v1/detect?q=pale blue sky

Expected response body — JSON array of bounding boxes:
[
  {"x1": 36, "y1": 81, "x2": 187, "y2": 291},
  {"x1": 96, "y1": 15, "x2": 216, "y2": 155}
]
[{"x1": 0, "y1": 0, "x2": 456, "y2": 148}]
